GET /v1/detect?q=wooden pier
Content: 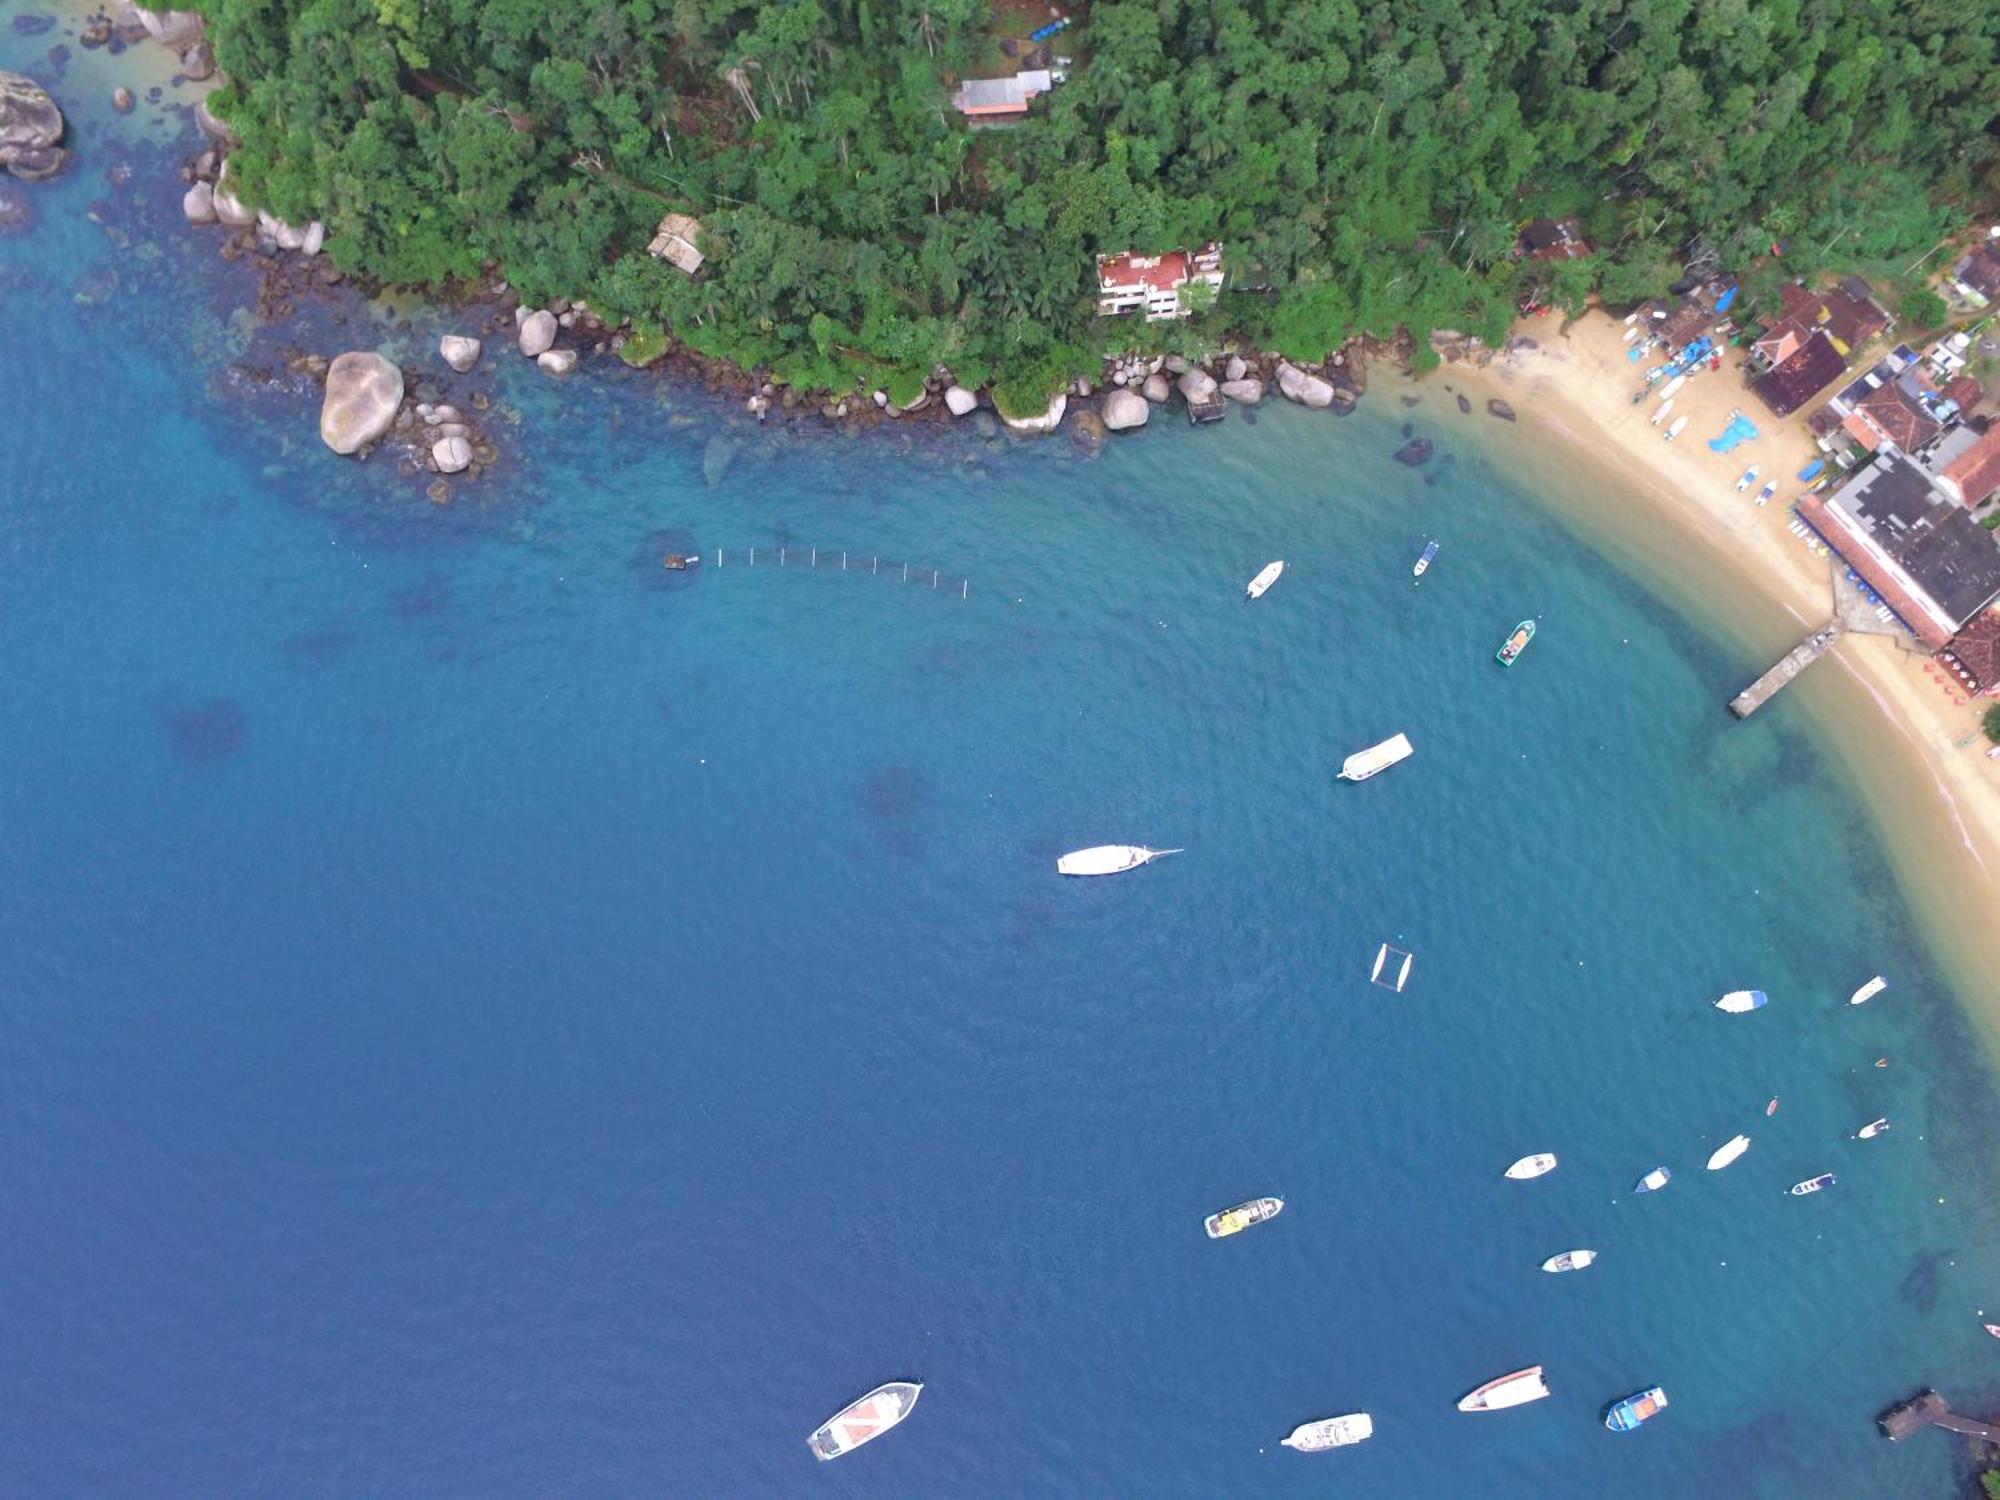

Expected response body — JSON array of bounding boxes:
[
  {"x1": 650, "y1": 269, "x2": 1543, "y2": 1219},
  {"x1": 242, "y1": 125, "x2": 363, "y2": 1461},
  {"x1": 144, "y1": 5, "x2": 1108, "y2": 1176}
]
[
  {"x1": 1729, "y1": 621, "x2": 1845, "y2": 718},
  {"x1": 1878, "y1": 1389, "x2": 2000, "y2": 1444}
]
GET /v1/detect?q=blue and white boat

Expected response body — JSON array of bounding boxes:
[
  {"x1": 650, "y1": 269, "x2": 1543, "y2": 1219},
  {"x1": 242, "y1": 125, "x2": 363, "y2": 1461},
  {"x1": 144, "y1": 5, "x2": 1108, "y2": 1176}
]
[
  {"x1": 1789, "y1": 1173, "x2": 1835, "y2": 1196},
  {"x1": 1714, "y1": 989, "x2": 1768, "y2": 1014},
  {"x1": 1604, "y1": 1387, "x2": 1669, "y2": 1432},
  {"x1": 1413, "y1": 540, "x2": 1439, "y2": 578},
  {"x1": 1633, "y1": 1166, "x2": 1671, "y2": 1193}
]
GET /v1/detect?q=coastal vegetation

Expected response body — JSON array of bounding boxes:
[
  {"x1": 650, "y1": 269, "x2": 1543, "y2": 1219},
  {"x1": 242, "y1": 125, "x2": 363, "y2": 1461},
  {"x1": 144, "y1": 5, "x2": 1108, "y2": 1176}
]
[
  {"x1": 1984, "y1": 704, "x2": 2000, "y2": 745},
  {"x1": 196, "y1": 0, "x2": 2000, "y2": 396}
]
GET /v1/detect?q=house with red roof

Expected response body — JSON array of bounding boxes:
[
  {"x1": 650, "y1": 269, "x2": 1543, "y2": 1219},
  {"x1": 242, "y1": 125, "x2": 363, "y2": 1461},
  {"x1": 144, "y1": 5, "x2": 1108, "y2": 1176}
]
[
  {"x1": 1095, "y1": 243, "x2": 1224, "y2": 321},
  {"x1": 1935, "y1": 425, "x2": 2000, "y2": 511}
]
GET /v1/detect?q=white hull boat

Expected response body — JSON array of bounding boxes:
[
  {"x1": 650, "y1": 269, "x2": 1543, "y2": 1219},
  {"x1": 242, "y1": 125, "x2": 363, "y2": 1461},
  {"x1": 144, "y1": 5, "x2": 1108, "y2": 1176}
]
[
  {"x1": 1706, "y1": 1133, "x2": 1751, "y2": 1171},
  {"x1": 1281, "y1": 1412, "x2": 1374, "y2": 1451},
  {"x1": 1657, "y1": 373, "x2": 1688, "y2": 401},
  {"x1": 1056, "y1": 845, "x2": 1181, "y2": 877},
  {"x1": 1458, "y1": 1365, "x2": 1550, "y2": 1412},
  {"x1": 1850, "y1": 975, "x2": 1887, "y2": 1006},
  {"x1": 1634, "y1": 1166, "x2": 1671, "y2": 1193},
  {"x1": 1856, "y1": 1118, "x2": 1889, "y2": 1139},
  {"x1": 1649, "y1": 397, "x2": 1674, "y2": 426},
  {"x1": 1663, "y1": 416, "x2": 1689, "y2": 442},
  {"x1": 1714, "y1": 989, "x2": 1768, "y2": 1014},
  {"x1": 1735, "y1": 466, "x2": 1759, "y2": 491},
  {"x1": 1541, "y1": 1249, "x2": 1596, "y2": 1273},
  {"x1": 807, "y1": 1381, "x2": 923, "y2": 1460},
  {"x1": 1246, "y1": 560, "x2": 1285, "y2": 599},
  {"x1": 1505, "y1": 1153, "x2": 1557, "y2": 1180},
  {"x1": 1789, "y1": 1173, "x2": 1835, "y2": 1195},
  {"x1": 1338, "y1": 733, "x2": 1414, "y2": 782}
]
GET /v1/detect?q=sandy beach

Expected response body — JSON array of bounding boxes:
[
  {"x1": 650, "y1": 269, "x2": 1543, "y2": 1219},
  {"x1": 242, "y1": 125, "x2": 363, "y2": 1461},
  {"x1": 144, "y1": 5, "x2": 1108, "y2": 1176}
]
[{"x1": 1426, "y1": 310, "x2": 2000, "y2": 1040}]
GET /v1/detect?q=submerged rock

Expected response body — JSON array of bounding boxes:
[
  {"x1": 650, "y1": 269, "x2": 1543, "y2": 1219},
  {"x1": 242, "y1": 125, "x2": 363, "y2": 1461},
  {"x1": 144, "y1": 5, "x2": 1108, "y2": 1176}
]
[
  {"x1": 1070, "y1": 409, "x2": 1108, "y2": 455},
  {"x1": 1456, "y1": 393, "x2": 1472, "y2": 415},
  {"x1": 319, "y1": 351, "x2": 403, "y2": 455},
  {"x1": 1394, "y1": 438, "x2": 1433, "y2": 466},
  {"x1": 0, "y1": 179, "x2": 33, "y2": 234},
  {"x1": 1487, "y1": 398, "x2": 1517, "y2": 422},
  {"x1": 0, "y1": 71, "x2": 64, "y2": 182},
  {"x1": 702, "y1": 432, "x2": 736, "y2": 487}
]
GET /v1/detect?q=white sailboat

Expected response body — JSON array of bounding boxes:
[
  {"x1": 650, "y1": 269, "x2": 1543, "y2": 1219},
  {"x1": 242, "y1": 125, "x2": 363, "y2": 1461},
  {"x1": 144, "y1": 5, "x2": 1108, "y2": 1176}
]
[
  {"x1": 1505, "y1": 1153, "x2": 1557, "y2": 1180},
  {"x1": 1706, "y1": 1134, "x2": 1751, "y2": 1171},
  {"x1": 1246, "y1": 560, "x2": 1285, "y2": 599},
  {"x1": 1055, "y1": 845, "x2": 1182, "y2": 877}
]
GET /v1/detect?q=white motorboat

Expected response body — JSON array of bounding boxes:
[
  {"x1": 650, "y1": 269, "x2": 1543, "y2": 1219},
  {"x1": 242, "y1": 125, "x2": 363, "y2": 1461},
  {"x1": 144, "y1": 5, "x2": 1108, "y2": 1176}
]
[
  {"x1": 1850, "y1": 975, "x2": 1887, "y2": 1006},
  {"x1": 807, "y1": 1381, "x2": 923, "y2": 1460},
  {"x1": 1634, "y1": 1166, "x2": 1671, "y2": 1193},
  {"x1": 1663, "y1": 415, "x2": 1689, "y2": 441},
  {"x1": 1055, "y1": 845, "x2": 1182, "y2": 877},
  {"x1": 1505, "y1": 1153, "x2": 1557, "y2": 1180},
  {"x1": 1714, "y1": 989, "x2": 1768, "y2": 1014},
  {"x1": 1789, "y1": 1173, "x2": 1835, "y2": 1195},
  {"x1": 1856, "y1": 1118, "x2": 1890, "y2": 1139},
  {"x1": 1658, "y1": 373, "x2": 1688, "y2": 401},
  {"x1": 1706, "y1": 1134, "x2": 1751, "y2": 1171},
  {"x1": 1280, "y1": 1412, "x2": 1374, "y2": 1451},
  {"x1": 1735, "y1": 465, "x2": 1759, "y2": 492},
  {"x1": 1649, "y1": 397, "x2": 1675, "y2": 426},
  {"x1": 1338, "y1": 733, "x2": 1413, "y2": 782},
  {"x1": 1457, "y1": 1366, "x2": 1550, "y2": 1412},
  {"x1": 1541, "y1": 1249, "x2": 1597, "y2": 1273},
  {"x1": 1246, "y1": 560, "x2": 1285, "y2": 599}
]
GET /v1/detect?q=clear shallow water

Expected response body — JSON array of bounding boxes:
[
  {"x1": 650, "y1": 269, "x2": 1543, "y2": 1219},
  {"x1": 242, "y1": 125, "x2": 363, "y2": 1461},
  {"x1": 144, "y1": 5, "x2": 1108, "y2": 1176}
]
[{"x1": 5, "y1": 49, "x2": 2000, "y2": 1498}]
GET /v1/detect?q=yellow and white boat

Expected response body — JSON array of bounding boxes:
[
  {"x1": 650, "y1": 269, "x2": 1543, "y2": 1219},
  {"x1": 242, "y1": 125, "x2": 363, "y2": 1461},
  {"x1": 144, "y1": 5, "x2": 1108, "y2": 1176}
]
[{"x1": 1204, "y1": 1196, "x2": 1283, "y2": 1239}]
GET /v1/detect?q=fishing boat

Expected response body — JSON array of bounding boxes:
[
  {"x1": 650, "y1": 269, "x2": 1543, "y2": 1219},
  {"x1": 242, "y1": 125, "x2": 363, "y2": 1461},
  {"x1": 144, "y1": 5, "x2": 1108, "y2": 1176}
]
[
  {"x1": 1246, "y1": 560, "x2": 1285, "y2": 599},
  {"x1": 1789, "y1": 1173, "x2": 1836, "y2": 1196},
  {"x1": 1856, "y1": 1118, "x2": 1890, "y2": 1139},
  {"x1": 807, "y1": 1381, "x2": 923, "y2": 1460},
  {"x1": 1056, "y1": 845, "x2": 1181, "y2": 877},
  {"x1": 1735, "y1": 465, "x2": 1759, "y2": 491},
  {"x1": 1658, "y1": 373, "x2": 1688, "y2": 401},
  {"x1": 1850, "y1": 975, "x2": 1887, "y2": 1006},
  {"x1": 1338, "y1": 733, "x2": 1414, "y2": 782},
  {"x1": 1649, "y1": 397, "x2": 1675, "y2": 426},
  {"x1": 1634, "y1": 1166, "x2": 1671, "y2": 1193},
  {"x1": 1755, "y1": 480, "x2": 1776, "y2": 506},
  {"x1": 1664, "y1": 416, "x2": 1689, "y2": 442},
  {"x1": 1604, "y1": 1387, "x2": 1669, "y2": 1432},
  {"x1": 1706, "y1": 1134, "x2": 1751, "y2": 1171},
  {"x1": 1505, "y1": 1153, "x2": 1557, "y2": 1180},
  {"x1": 1280, "y1": 1413, "x2": 1374, "y2": 1451},
  {"x1": 1414, "y1": 539, "x2": 1440, "y2": 578},
  {"x1": 1457, "y1": 1366, "x2": 1550, "y2": 1412},
  {"x1": 1204, "y1": 1196, "x2": 1283, "y2": 1239},
  {"x1": 1496, "y1": 619, "x2": 1536, "y2": 666},
  {"x1": 1541, "y1": 1249, "x2": 1597, "y2": 1273},
  {"x1": 1714, "y1": 989, "x2": 1768, "y2": 1014}
]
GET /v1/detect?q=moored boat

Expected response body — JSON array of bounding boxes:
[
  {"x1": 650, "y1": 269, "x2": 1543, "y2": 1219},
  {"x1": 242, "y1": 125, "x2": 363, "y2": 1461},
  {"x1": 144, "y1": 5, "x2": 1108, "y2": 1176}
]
[
  {"x1": 1634, "y1": 1166, "x2": 1671, "y2": 1193},
  {"x1": 1664, "y1": 415, "x2": 1689, "y2": 441},
  {"x1": 1505, "y1": 1153, "x2": 1557, "y2": 1180},
  {"x1": 1604, "y1": 1386, "x2": 1669, "y2": 1432},
  {"x1": 1789, "y1": 1172, "x2": 1836, "y2": 1195},
  {"x1": 807, "y1": 1381, "x2": 923, "y2": 1460},
  {"x1": 1056, "y1": 845, "x2": 1182, "y2": 876},
  {"x1": 1985, "y1": 1322, "x2": 2000, "y2": 1340},
  {"x1": 1496, "y1": 618, "x2": 1536, "y2": 666},
  {"x1": 1766, "y1": 1097, "x2": 1779, "y2": 1117},
  {"x1": 1204, "y1": 1195, "x2": 1283, "y2": 1239},
  {"x1": 1541, "y1": 1249, "x2": 1597, "y2": 1273},
  {"x1": 1850, "y1": 975, "x2": 1887, "y2": 1006},
  {"x1": 1714, "y1": 989, "x2": 1768, "y2": 1013},
  {"x1": 1706, "y1": 1133, "x2": 1751, "y2": 1171},
  {"x1": 1649, "y1": 397, "x2": 1675, "y2": 426},
  {"x1": 1755, "y1": 480, "x2": 1776, "y2": 506},
  {"x1": 1658, "y1": 373, "x2": 1688, "y2": 401},
  {"x1": 1246, "y1": 560, "x2": 1285, "y2": 599},
  {"x1": 1856, "y1": 1118, "x2": 1889, "y2": 1139},
  {"x1": 1338, "y1": 733, "x2": 1414, "y2": 782},
  {"x1": 1458, "y1": 1366, "x2": 1550, "y2": 1412},
  {"x1": 1414, "y1": 539, "x2": 1440, "y2": 577},
  {"x1": 1281, "y1": 1412, "x2": 1374, "y2": 1451},
  {"x1": 1735, "y1": 465, "x2": 1759, "y2": 491}
]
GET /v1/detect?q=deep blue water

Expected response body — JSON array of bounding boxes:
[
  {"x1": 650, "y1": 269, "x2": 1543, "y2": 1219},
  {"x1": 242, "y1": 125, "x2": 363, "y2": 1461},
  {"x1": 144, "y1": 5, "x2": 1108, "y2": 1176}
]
[{"x1": 5, "y1": 34, "x2": 2000, "y2": 1498}]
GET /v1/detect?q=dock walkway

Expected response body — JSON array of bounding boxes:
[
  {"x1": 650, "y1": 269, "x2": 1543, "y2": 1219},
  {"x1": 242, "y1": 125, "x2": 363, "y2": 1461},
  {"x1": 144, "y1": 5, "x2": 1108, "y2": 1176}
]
[
  {"x1": 1729, "y1": 621, "x2": 1845, "y2": 718},
  {"x1": 1879, "y1": 1389, "x2": 2000, "y2": 1444}
]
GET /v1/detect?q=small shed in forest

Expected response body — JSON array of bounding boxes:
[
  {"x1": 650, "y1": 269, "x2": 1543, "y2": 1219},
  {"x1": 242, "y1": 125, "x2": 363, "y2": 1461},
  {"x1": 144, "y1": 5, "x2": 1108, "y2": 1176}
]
[{"x1": 647, "y1": 213, "x2": 705, "y2": 276}]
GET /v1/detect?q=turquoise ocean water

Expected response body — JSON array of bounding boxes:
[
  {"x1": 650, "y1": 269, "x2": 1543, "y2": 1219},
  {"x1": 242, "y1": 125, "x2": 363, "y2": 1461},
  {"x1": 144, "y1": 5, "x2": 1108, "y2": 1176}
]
[{"x1": 4, "y1": 35, "x2": 2000, "y2": 1496}]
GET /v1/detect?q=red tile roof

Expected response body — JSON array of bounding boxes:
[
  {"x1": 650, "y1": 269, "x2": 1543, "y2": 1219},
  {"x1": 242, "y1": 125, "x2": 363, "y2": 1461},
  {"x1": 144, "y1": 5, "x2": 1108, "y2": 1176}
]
[
  {"x1": 1852, "y1": 378, "x2": 1941, "y2": 454},
  {"x1": 1941, "y1": 426, "x2": 2000, "y2": 509},
  {"x1": 1097, "y1": 250, "x2": 1191, "y2": 293},
  {"x1": 1942, "y1": 609, "x2": 2000, "y2": 692},
  {"x1": 1943, "y1": 375, "x2": 1985, "y2": 416}
]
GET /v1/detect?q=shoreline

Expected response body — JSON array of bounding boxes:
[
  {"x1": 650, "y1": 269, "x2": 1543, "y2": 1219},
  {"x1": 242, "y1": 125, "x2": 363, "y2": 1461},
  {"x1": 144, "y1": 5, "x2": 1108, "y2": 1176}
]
[{"x1": 1425, "y1": 312, "x2": 2000, "y2": 1045}]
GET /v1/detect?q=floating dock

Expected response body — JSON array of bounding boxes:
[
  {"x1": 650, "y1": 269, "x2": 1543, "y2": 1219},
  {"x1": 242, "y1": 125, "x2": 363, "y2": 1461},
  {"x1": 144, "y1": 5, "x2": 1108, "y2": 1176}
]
[
  {"x1": 1729, "y1": 621, "x2": 1844, "y2": 718},
  {"x1": 1878, "y1": 1389, "x2": 2000, "y2": 1443}
]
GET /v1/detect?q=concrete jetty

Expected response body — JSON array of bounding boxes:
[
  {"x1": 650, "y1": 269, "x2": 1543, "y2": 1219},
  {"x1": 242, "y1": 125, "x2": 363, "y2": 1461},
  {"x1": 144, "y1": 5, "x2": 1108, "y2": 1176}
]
[{"x1": 1729, "y1": 621, "x2": 1845, "y2": 718}]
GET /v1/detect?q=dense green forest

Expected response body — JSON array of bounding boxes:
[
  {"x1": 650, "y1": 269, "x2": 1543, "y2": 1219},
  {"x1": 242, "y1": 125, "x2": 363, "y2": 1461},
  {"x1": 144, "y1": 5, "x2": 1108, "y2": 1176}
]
[{"x1": 197, "y1": 0, "x2": 1999, "y2": 404}]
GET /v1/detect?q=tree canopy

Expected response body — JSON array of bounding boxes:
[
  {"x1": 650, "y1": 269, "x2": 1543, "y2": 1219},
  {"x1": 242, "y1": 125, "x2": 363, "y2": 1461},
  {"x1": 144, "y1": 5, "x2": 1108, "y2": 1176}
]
[{"x1": 196, "y1": 0, "x2": 2000, "y2": 394}]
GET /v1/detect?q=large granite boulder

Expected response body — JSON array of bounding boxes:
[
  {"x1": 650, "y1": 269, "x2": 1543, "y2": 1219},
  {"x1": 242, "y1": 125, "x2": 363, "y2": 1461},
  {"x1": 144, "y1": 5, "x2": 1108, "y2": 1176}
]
[
  {"x1": 1142, "y1": 372, "x2": 1171, "y2": 403},
  {"x1": 440, "y1": 334, "x2": 482, "y2": 373},
  {"x1": 1276, "y1": 360, "x2": 1337, "y2": 409},
  {"x1": 180, "y1": 41, "x2": 216, "y2": 81},
  {"x1": 181, "y1": 181, "x2": 215, "y2": 224},
  {"x1": 319, "y1": 352, "x2": 403, "y2": 455},
  {"x1": 1102, "y1": 387, "x2": 1149, "y2": 430},
  {"x1": 432, "y1": 435, "x2": 472, "y2": 474},
  {"x1": 999, "y1": 392, "x2": 1066, "y2": 435},
  {"x1": 1177, "y1": 368, "x2": 1218, "y2": 404},
  {"x1": 0, "y1": 71, "x2": 65, "y2": 181},
  {"x1": 194, "y1": 96, "x2": 236, "y2": 145},
  {"x1": 1225, "y1": 354, "x2": 1248, "y2": 382},
  {"x1": 135, "y1": 7, "x2": 205, "y2": 46},
  {"x1": 537, "y1": 349, "x2": 577, "y2": 376},
  {"x1": 943, "y1": 384, "x2": 978, "y2": 417},
  {"x1": 518, "y1": 309, "x2": 557, "y2": 357},
  {"x1": 1220, "y1": 378, "x2": 1264, "y2": 404}
]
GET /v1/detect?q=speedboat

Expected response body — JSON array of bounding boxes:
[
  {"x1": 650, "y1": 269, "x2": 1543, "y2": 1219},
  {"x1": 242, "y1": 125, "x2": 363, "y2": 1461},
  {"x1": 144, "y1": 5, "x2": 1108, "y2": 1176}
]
[
  {"x1": 1850, "y1": 975, "x2": 1887, "y2": 1006},
  {"x1": 1789, "y1": 1173, "x2": 1836, "y2": 1196},
  {"x1": 1706, "y1": 1134, "x2": 1751, "y2": 1171},
  {"x1": 1649, "y1": 397, "x2": 1675, "y2": 426},
  {"x1": 1604, "y1": 1387, "x2": 1669, "y2": 1432},
  {"x1": 1541, "y1": 1249, "x2": 1596, "y2": 1273},
  {"x1": 1204, "y1": 1196, "x2": 1283, "y2": 1239},
  {"x1": 1663, "y1": 416, "x2": 1689, "y2": 441},
  {"x1": 1056, "y1": 845, "x2": 1181, "y2": 876},
  {"x1": 1714, "y1": 989, "x2": 1768, "y2": 1014},
  {"x1": 1755, "y1": 481, "x2": 1776, "y2": 506},
  {"x1": 1505, "y1": 1153, "x2": 1557, "y2": 1180},
  {"x1": 1280, "y1": 1412, "x2": 1374, "y2": 1451},
  {"x1": 1496, "y1": 619, "x2": 1536, "y2": 667},
  {"x1": 1856, "y1": 1118, "x2": 1890, "y2": 1139},
  {"x1": 1338, "y1": 733, "x2": 1414, "y2": 782},
  {"x1": 1457, "y1": 1366, "x2": 1550, "y2": 1412},
  {"x1": 1414, "y1": 539, "x2": 1439, "y2": 578},
  {"x1": 1246, "y1": 560, "x2": 1285, "y2": 599},
  {"x1": 1735, "y1": 465, "x2": 1759, "y2": 491},
  {"x1": 807, "y1": 1381, "x2": 923, "y2": 1460},
  {"x1": 1634, "y1": 1166, "x2": 1671, "y2": 1193}
]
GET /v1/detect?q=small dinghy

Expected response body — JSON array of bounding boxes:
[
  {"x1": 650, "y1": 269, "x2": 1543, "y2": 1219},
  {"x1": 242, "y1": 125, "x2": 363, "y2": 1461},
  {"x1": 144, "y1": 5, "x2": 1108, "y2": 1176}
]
[
  {"x1": 1856, "y1": 1118, "x2": 1889, "y2": 1139},
  {"x1": 1505, "y1": 1153, "x2": 1558, "y2": 1180},
  {"x1": 1246, "y1": 560, "x2": 1285, "y2": 599},
  {"x1": 1706, "y1": 1134, "x2": 1751, "y2": 1171},
  {"x1": 1663, "y1": 415, "x2": 1689, "y2": 442},
  {"x1": 1649, "y1": 397, "x2": 1675, "y2": 426},
  {"x1": 1634, "y1": 1166, "x2": 1671, "y2": 1193},
  {"x1": 1789, "y1": 1173, "x2": 1836, "y2": 1196},
  {"x1": 1735, "y1": 465, "x2": 1760, "y2": 491},
  {"x1": 1755, "y1": 480, "x2": 1776, "y2": 506},
  {"x1": 1541, "y1": 1249, "x2": 1597, "y2": 1273},
  {"x1": 1715, "y1": 989, "x2": 1768, "y2": 1014},
  {"x1": 1850, "y1": 975, "x2": 1887, "y2": 1006},
  {"x1": 1056, "y1": 845, "x2": 1182, "y2": 877}
]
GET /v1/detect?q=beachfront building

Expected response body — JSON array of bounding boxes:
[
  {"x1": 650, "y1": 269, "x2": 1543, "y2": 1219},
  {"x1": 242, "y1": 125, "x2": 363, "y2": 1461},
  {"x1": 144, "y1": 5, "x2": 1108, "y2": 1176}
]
[
  {"x1": 1752, "y1": 330, "x2": 1848, "y2": 417},
  {"x1": 646, "y1": 212, "x2": 705, "y2": 276},
  {"x1": 1516, "y1": 218, "x2": 1590, "y2": 261},
  {"x1": 1095, "y1": 243, "x2": 1225, "y2": 321},
  {"x1": 1934, "y1": 426, "x2": 2000, "y2": 511},
  {"x1": 1795, "y1": 451, "x2": 2000, "y2": 648},
  {"x1": 952, "y1": 69, "x2": 1055, "y2": 123},
  {"x1": 1808, "y1": 346, "x2": 1955, "y2": 466}
]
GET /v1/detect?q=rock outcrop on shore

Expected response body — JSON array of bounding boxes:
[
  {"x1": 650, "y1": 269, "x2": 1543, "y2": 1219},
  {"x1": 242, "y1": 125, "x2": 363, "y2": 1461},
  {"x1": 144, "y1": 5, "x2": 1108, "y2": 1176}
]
[
  {"x1": 944, "y1": 384, "x2": 978, "y2": 417},
  {"x1": 1275, "y1": 360, "x2": 1337, "y2": 408},
  {"x1": 440, "y1": 335, "x2": 482, "y2": 373},
  {"x1": 1220, "y1": 377, "x2": 1264, "y2": 403},
  {"x1": 1102, "y1": 388, "x2": 1149, "y2": 430},
  {"x1": 319, "y1": 352, "x2": 404, "y2": 455},
  {"x1": 1178, "y1": 368, "x2": 1218, "y2": 404},
  {"x1": 1, "y1": 71, "x2": 67, "y2": 182},
  {"x1": 518, "y1": 309, "x2": 556, "y2": 357},
  {"x1": 999, "y1": 392, "x2": 1067, "y2": 435},
  {"x1": 135, "y1": 7, "x2": 206, "y2": 46},
  {"x1": 1142, "y1": 372, "x2": 1171, "y2": 403}
]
